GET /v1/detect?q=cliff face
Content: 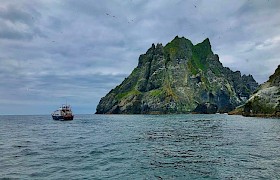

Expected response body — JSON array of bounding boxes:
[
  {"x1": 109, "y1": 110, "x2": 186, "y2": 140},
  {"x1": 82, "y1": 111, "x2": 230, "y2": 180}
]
[
  {"x1": 242, "y1": 65, "x2": 280, "y2": 117},
  {"x1": 96, "y1": 36, "x2": 258, "y2": 114}
]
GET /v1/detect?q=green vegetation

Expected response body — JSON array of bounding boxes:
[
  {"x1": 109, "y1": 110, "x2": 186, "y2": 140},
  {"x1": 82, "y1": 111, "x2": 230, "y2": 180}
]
[
  {"x1": 149, "y1": 89, "x2": 163, "y2": 97},
  {"x1": 193, "y1": 38, "x2": 213, "y2": 60},
  {"x1": 212, "y1": 67, "x2": 221, "y2": 75},
  {"x1": 187, "y1": 61, "x2": 199, "y2": 75},
  {"x1": 164, "y1": 36, "x2": 193, "y2": 60},
  {"x1": 191, "y1": 55, "x2": 207, "y2": 71},
  {"x1": 189, "y1": 38, "x2": 213, "y2": 72},
  {"x1": 116, "y1": 89, "x2": 141, "y2": 101}
]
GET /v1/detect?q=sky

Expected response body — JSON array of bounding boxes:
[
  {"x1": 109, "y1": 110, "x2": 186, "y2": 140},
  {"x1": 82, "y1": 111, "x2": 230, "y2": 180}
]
[{"x1": 0, "y1": 0, "x2": 279, "y2": 115}]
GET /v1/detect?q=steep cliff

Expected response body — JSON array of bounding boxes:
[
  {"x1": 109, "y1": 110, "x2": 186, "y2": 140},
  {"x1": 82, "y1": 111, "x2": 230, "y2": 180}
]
[{"x1": 96, "y1": 36, "x2": 258, "y2": 114}]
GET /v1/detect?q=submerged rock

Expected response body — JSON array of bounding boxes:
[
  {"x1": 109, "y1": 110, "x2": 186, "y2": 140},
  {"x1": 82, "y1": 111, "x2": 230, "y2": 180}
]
[{"x1": 96, "y1": 36, "x2": 258, "y2": 114}]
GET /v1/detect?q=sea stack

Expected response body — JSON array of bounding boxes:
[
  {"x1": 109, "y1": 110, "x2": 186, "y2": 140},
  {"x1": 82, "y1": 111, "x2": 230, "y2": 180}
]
[{"x1": 96, "y1": 36, "x2": 258, "y2": 114}]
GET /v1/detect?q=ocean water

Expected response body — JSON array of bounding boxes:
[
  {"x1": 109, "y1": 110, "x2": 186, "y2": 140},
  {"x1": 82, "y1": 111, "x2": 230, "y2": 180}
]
[{"x1": 0, "y1": 114, "x2": 280, "y2": 179}]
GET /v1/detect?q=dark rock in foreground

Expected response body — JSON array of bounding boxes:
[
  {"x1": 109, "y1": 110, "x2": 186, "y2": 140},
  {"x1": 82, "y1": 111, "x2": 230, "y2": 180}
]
[{"x1": 96, "y1": 36, "x2": 258, "y2": 114}]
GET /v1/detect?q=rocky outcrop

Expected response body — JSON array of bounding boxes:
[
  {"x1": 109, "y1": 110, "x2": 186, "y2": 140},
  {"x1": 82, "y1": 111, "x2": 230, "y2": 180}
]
[
  {"x1": 96, "y1": 36, "x2": 258, "y2": 114},
  {"x1": 241, "y1": 65, "x2": 280, "y2": 117}
]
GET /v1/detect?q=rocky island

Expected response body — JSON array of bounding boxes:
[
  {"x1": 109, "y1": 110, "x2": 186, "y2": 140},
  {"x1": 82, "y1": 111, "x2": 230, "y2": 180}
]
[{"x1": 96, "y1": 36, "x2": 258, "y2": 114}]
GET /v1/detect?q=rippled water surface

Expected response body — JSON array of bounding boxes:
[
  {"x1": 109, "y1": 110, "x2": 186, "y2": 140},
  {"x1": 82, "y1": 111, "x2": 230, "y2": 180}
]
[{"x1": 0, "y1": 114, "x2": 280, "y2": 179}]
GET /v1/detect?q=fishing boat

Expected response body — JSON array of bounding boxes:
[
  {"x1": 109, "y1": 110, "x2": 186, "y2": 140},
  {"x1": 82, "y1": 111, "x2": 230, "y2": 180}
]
[{"x1": 51, "y1": 104, "x2": 74, "y2": 120}]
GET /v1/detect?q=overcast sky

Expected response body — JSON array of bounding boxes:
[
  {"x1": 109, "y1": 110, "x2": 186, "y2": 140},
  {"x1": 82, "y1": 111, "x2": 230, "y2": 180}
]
[{"x1": 0, "y1": 0, "x2": 279, "y2": 115}]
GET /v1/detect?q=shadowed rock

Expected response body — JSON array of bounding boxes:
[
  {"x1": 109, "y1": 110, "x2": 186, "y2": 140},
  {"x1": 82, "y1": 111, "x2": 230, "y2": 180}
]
[{"x1": 193, "y1": 103, "x2": 218, "y2": 114}]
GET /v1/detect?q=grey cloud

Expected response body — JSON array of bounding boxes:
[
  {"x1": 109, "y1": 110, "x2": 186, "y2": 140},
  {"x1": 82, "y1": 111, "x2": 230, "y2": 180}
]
[
  {"x1": 0, "y1": 5, "x2": 38, "y2": 25},
  {"x1": 0, "y1": 5, "x2": 45, "y2": 41},
  {"x1": 0, "y1": 22, "x2": 33, "y2": 40}
]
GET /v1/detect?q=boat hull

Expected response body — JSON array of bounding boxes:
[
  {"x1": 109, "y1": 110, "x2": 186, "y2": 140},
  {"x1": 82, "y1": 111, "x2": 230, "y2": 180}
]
[{"x1": 52, "y1": 115, "x2": 74, "y2": 121}]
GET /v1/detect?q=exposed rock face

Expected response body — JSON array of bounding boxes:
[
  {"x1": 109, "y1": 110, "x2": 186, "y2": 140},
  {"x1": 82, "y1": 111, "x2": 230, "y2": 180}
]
[
  {"x1": 242, "y1": 65, "x2": 280, "y2": 117},
  {"x1": 96, "y1": 36, "x2": 258, "y2": 114}
]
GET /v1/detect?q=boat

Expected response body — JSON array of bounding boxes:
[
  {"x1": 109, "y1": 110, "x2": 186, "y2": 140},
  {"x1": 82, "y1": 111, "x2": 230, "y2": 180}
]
[{"x1": 52, "y1": 104, "x2": 74, "y2": 120}]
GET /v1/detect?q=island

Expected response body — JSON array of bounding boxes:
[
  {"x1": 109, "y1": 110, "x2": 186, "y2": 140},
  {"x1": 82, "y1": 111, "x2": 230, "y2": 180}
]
[{"x1": 96, "y1": 36, "x2": 259, "y2": 114}]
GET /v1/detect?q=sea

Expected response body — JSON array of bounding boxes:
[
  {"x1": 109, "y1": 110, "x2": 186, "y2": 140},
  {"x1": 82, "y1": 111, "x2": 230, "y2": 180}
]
[{"x1": 0, "y1": 114, "x2": 280, "y2": 179}]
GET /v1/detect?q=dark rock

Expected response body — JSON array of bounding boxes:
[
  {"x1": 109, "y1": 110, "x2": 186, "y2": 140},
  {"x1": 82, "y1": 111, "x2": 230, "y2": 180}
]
[{"x1": 193, "y1": 103, "x2": 218, "y2": 114}]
